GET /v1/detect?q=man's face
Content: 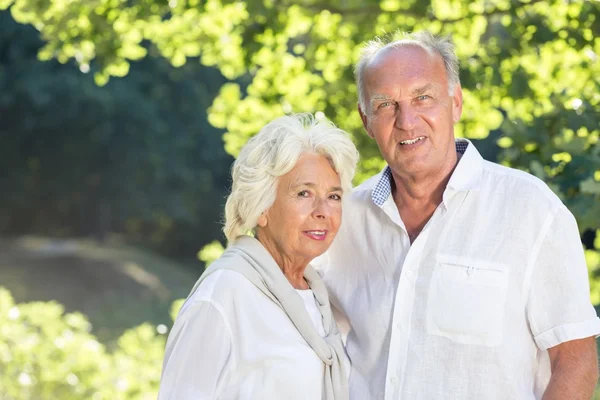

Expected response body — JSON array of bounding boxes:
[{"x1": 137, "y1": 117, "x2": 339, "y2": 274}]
[{"x1": 359, "y1": 45, "x2": 462, "y2": 180}]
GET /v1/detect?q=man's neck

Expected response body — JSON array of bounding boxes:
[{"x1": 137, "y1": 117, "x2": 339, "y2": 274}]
[
  {"x1": 392, "y1": 174, "x2": 448, "y2": 242},
  {"x1": 391, "y1": 155, "x2": 459, "y2": 242},
  {"x1": 392, "y1": 174, "x2": 447, "y2": 208}
]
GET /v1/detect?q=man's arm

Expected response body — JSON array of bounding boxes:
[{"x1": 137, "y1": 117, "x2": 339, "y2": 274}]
[
  {"x1": 526, "y1": 207, "x2": 600, "y2": 398},
  {"x1": 543, "y1": 336, "x2": 598, "y2": 400}
]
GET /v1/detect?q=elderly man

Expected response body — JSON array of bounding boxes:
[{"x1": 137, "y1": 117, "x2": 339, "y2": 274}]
[{"x1": 316, "y1": 31, "x2": 600, "y2": 399}]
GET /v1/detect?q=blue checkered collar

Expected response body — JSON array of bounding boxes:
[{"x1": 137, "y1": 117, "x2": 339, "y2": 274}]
[{"x1": 371, "y1": 139, "x2": 479, "y2": 207}]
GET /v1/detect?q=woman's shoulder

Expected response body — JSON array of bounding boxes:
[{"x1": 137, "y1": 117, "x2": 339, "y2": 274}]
[
  {"x1": 187, "y1": 269, "x2": 256, "y2": 304},
  {"x1": 175, "y1": 269, "x2": 259, "y2": 324}
]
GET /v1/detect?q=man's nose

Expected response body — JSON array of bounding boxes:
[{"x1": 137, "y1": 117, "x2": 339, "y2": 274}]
[{"x1": 395, "y1": 103, "x2": 418, "y2": 131}]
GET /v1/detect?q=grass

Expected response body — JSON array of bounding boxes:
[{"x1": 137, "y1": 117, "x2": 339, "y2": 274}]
[{"x1": 0, "y1": 235, "x2": 201, "y2": 345}]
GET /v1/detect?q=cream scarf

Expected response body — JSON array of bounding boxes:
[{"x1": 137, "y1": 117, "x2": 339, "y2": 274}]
[{"x1": 185, "y1": 235, "x2": 349, "y2": 400}]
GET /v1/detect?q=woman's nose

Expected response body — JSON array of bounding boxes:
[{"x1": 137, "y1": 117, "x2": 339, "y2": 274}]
[{"x1": 312, "y1": 197, "x2": 330, "y2": 219}]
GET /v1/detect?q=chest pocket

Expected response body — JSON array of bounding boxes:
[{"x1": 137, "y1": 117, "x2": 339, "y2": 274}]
[{"x1": 426, "y1": 254, "x2": 509, "y2": 347}]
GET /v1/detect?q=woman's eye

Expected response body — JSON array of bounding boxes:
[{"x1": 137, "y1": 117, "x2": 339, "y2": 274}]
[
  {"x1": 298, "y1": 190, "x2": 310, "y2": 197},
  {"x1": 329, "y1": 193, "x2": 342, "y2": 201}
]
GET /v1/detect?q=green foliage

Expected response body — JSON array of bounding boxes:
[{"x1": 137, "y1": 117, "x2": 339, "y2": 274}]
[
  {"x1": 3, "y1": 0, "x2": 600, "y2": 292},
  {"x1": 197, "y1": 240, "x2": 225, "y2": 266},
  {"x1": 2, "y1": 0, "x2": 597, "y2": 217},
  {"x1": 0, "y1": 12, "x2": 233, "y2": 257},
  {"x1": 169, "y1": 299, "x2": 185, "y2": 323},
  {"x1": 0, "y1": 287, "x2": 168, "y2": 399},
  {"x1": 588, "y1": 232, "x2": 600, "y2": 305}
]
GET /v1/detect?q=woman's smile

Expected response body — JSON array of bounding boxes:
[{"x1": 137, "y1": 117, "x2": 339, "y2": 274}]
[{"x1": 302, "y1": 230, "x2": 328, "y2": 241}]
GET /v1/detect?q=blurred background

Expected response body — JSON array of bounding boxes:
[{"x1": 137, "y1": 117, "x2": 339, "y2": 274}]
[{"x1": 0, "y1": 0, "x2": 599, "y2": 398}]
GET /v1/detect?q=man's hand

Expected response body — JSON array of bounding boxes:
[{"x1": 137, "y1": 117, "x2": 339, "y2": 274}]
[{"x1": 543, "y1": 336, "x2": 599, "y2": 400}]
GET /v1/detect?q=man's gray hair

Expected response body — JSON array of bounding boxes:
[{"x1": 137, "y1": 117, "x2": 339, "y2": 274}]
[
  {"x1": 355, "y1": 31, "x2": 460, "y2": 113},
  {"x1": 223, "y1": 113, "x2": 359, "y2": 244}
]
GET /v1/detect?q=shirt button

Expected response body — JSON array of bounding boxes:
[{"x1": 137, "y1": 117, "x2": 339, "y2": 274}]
[
  {"x1": 395, "y1": 323, "x2": 402, "y2": 331},
  {"x1": 390, "y1": 377, "x2": 399, "y2": 385}
]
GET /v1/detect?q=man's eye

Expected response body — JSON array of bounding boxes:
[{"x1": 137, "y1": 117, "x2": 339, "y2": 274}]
[
  {"x1": 329, "y1": 193, "x2": 342, "y2": 201},
  {"x1": 380, "y1": 101, "x2": 393, "y2": 108},
  {"x1": 417, "y1": 95, "x2": 431, "y2": 101},
  {"x1": 298, "y1": 190, "x2": 310, "y2": 197}
]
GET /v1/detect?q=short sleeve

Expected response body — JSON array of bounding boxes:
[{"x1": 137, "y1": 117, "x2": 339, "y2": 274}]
[
  {"x1": 158, "y1": 300, "x2": 232, "y2": 399},
  {"x1": 527, "y1": 206, "x2": 600, "y2": 350}
]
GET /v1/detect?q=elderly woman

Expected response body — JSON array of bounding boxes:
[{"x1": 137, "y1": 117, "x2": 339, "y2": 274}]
[{"x1": 158, "y1": 113, "x2": 359, "y2": 400}]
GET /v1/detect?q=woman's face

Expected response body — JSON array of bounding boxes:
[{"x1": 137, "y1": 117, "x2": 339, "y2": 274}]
[{"x1": 257, "y1": 153, "x2": 343, "y2": 269}]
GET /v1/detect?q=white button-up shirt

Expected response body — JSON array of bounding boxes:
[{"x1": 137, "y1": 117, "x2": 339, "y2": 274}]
[
  {"x1": 158, "y1": 269, "x2": 329, "y2": 400},
  {"x1": 315, "y1": 139, "x2": 600, "y2": 399}
]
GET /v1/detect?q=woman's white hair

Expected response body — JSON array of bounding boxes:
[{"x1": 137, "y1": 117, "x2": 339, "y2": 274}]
[
  {"x1": 223, "y1": 113, "x2": 359, "y2": 244},
  {"x1": 355, "y1": 30, "x2": 460, "y2": 113}
]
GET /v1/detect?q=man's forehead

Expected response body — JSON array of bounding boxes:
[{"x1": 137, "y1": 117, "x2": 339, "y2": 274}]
[
  {"x1": 362, "y1": 45, "x2": 446, "y2": 96},
  {"x1": 368, "y1": 43, "x2": 439, "y2": 70}
]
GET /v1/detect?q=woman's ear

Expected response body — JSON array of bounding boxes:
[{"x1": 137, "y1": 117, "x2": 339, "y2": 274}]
[{"x1": 257, "y1": 213, "x2": 267, "y2": 227}]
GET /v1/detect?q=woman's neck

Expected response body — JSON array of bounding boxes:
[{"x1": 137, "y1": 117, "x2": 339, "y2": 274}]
[{"x1": 256, "y1": 234, "x2": 310, "y2": 290}]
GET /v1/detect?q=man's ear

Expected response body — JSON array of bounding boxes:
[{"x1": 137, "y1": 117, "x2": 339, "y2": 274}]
[
  {"x1": 451, "y1": 83, "x2": 463, "y2": 124},
  {"x1": 358, "y1": 104, "x2": 375, "y2": 139}
]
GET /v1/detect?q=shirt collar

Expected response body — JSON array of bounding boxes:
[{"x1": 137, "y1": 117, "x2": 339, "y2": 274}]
[
  {"x1": 446, "y1": 138, "x2": 483, "y2": 191},
  {"x1": 371, "y1": 138, "x2": 482, "y2": 207}
]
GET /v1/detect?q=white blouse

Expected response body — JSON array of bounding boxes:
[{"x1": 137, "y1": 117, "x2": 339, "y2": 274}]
[{"x1": 158, "y1": 269, "x2": 330, "y2": 400}]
